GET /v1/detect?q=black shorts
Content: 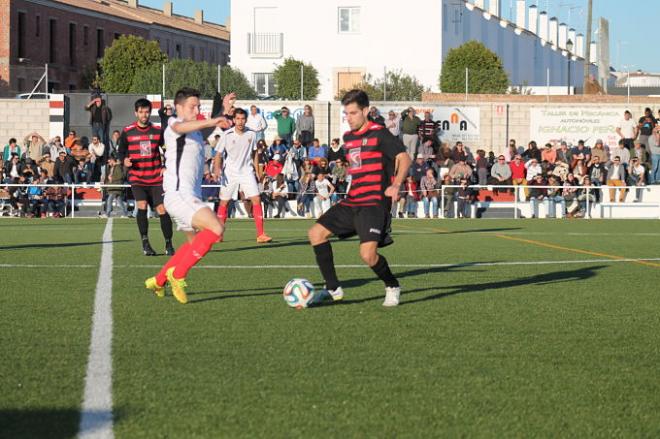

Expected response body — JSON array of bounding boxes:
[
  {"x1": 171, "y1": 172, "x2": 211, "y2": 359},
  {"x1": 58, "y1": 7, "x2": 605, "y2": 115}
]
[
  {"x1": 131, "y1": 185, "x2": 164, "y2": 208},
  {"x1": 317, "y1": 203, "x2": 388, "y2": 244}
]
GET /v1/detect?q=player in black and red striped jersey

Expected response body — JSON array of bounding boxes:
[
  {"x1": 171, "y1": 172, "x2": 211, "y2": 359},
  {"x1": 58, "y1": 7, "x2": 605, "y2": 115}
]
[
  {"x1": 117, "y1": 98, "x2": 175, "y2": 256},
  {"x1": 308, "y1": 90, "x2": 412, "y2": 307}
]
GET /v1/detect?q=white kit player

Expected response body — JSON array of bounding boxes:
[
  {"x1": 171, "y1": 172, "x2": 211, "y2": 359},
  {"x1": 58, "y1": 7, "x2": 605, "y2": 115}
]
[
  {"x1": 210, "y1": 108, "x2": 272, "y2": 243},
  {"x1": 144, "y1": 88, "x2": 232, "y2": 304}
]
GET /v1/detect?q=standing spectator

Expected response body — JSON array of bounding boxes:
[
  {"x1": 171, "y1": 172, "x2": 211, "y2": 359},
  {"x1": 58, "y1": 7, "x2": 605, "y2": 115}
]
[
  {"x1": 102, "y1": 156, "x2": 129, "y2": 218},
  {"x1": 368, "y1": 106, "x2": 386, "y2": 127},
  {"x1": 158, "y1": 103, "x2": 175, "y2": 128},
  {"x1": 272, "y1": 174, "x2": 296, "y2": 218},
  {"x1": 591, "y1": 139, "x2": 609, "y2": 164},
  {"x1": 439, "y1": 174, "x2": 455, "y2": 218},
  {"x1": 545, "y1": 176, "x2": 565, "y2": 218},
  {"x1": 637, "y1": 107, "x2": 657, "y2": 150},
  {"x1": 23, "y1": 132, "x2": 46, "y2": 162},
  {"x1": 85, "y1": 95, "x2": 112, "y2": 146},
  {"x1": 88, "y1": 135, "x2": 105, "y2": 182},
  {"x1": 3, "y1": 138, "x2": 21, "y2": 161},
  {"x1": 616, "y1": 110, "x2": 638, "y2": 150},
  {"x1": 327, "y1": 138, "x2": 344, "y2": 167},
  {"x1": 255, "y1": 140, "x2": 269, "y2": 179},
  {"x1": 108, "y1": 130, "x2": 121, "y2": 158},
  {"x1": 401, "y1": 107, "x2": 421, "y2": 159},
  {"x1": 298, "y1": 172, "x2": 315, "y2": 217},
  {"x1": 282, "y1": 148, "x2": 300, "y2": 196},
  {"x1": 606, "y1": 156, "x2": 627, "y2": 202},
  {"x1": 456, "y1": 179, "x2": 473, "y2": 218},
  {"x1": 386, "y1": 110, "x2": 400, "y2": 137},
  {"x1": 522, "y1": 141, "x2": 542, "y2": 162},
  {"x1": 247, "y1": 105, "x2": 268, "y2": 143},
  {"x1": 510, "y1": 155, "x2": 527, "y2": 199},
  {"x1": 489, "y1": 154, "x2": 512, "y2": 193},
  {"x1": 628, "y1": 158, "x2": 646, "y2": 202},
  {"x1": 541, "y1": 143, "x2": 557, "y2": 164},
  {"x1": 307, "y1": 139, "x2": 328, "y2": 164},
  {"x1": 528, "y1": 174, "x2": 547, "y2": 218},
  {"x1": 53, "y1": 151, "x2": 75, "y2": 184},
  {"x1": 402, "y1": 175, "x2": 419, "y2": 218},
  {"x1": 652, "y1": 121, "x2": 660, "y2": 183},
  {"x1": 273, "y1": 107, "x2": 296, "y2": 147},
  {"x1": 612, "y1": 140, "x2": 631, "y2": 167},
  {"x1": 420, "y1": 168, "x2": 438, "y2": 218},
  {"x1": 312, "y1": 171, "x2": 334, "y2": 217},
  {"x1": 296, "y1": 105, "x2": 315, "y2": 146},
  {"x1": 418, "y1": 112, "x2": 438, "y2": 149},
  {"x1": 475, "y1": 150, "x2": 488, "y2": 185}
]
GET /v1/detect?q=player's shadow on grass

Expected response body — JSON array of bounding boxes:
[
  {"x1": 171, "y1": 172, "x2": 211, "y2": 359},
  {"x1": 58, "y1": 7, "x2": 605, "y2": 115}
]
[
  {"x1": 187, "y1": 287, "x2": 279, "y2": 304},
  {"x1": 0, "y1": 240, "x2": 130, "y2": 251},
  {"x1": 0, "y1": 407, "x2": 124, "y2": 439},
  {"x1": 210, "y1": 238, "x2": 311, "y2": 253}
]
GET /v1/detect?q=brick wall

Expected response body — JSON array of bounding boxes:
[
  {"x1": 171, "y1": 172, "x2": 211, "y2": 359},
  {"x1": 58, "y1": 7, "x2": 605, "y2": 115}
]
[{"x1": 0, "y1": 99, "x2": 50, "y2": 143}]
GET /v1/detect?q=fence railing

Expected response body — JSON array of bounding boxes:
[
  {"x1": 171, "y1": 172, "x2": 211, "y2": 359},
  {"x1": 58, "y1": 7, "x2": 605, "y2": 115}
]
[
  {"x1": 1, "y1": 183, "x2": 658, "y2": 220},
  {"x1": 247, "y1": 33, "x2": 283, "y2": 57}
]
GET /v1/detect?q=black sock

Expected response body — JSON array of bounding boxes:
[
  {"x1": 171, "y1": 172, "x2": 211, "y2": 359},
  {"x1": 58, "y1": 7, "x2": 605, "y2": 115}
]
[
  {"x1": 160, "y1": 212, "x2": 173, "y2": 241},
  {"x1": 371, "y1": 255, "x2": 399, "y2": 288},
  {"x1": 313, "y1": 241, "x2": 340, "y2": 291},
  {"x1": 137, "y1": 209, "x2": 149, "y2": 238}
]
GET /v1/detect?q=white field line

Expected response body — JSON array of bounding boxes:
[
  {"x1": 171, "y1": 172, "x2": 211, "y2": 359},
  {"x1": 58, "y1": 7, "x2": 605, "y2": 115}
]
[
  {"x1": 78, "y1": 218, "x2": 114, "y2": 439},
  {"x1": 2, "y1": 258, "x2": 659, "y2": 271}
]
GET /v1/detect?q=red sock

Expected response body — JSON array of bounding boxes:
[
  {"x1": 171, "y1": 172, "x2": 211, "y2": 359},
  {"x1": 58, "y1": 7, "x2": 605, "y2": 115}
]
[
  {"x1": 252, "y1": 203, "x2": 265, "y2": 237},
  {"x1": 173, "y1": 229, "x2": 219, "y2": 279},
  {"x1": 155, "y1": 243, "x2": 190, "y2": 286},
  {"x1": 216, "y1": 204, "x2": 228, "y2": 225}
]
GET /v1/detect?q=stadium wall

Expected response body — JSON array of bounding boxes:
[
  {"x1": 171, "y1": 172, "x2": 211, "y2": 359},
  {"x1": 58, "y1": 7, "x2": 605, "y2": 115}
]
[{"x1": 0, "y1": 98, "x2": 49, "y2": 141}]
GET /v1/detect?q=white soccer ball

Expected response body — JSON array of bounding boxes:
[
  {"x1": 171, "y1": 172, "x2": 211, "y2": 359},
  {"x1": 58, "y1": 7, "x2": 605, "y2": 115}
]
[{"x1": 283, "y1": 278, "x2": 316, "y2": 309}]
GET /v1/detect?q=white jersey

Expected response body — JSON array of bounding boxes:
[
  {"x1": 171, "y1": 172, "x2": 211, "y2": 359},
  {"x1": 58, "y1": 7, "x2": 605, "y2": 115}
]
[
  {"x1": 163, "y1": 117, "x2": 206, "y2": 198},
  {"x1": 211, "y1": 127, "x2": 257, "y2": 176}
]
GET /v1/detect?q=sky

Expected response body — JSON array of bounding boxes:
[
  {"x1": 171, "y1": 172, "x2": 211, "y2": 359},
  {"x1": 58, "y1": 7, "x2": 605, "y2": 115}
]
[{"x1": 139, "y1": 0, "x2": 659, "y2": 72}]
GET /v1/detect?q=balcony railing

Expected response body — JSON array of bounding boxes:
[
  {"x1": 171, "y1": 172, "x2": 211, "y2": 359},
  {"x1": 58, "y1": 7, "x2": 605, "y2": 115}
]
[{"x1": 247, "y1": 33, "x2": 283, "y2": 58}]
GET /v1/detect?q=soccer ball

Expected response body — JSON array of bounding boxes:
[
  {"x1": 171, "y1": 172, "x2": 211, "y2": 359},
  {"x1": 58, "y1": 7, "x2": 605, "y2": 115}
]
[{"x1": 283, "y1": 279, "x2": 316, "y2": 309}]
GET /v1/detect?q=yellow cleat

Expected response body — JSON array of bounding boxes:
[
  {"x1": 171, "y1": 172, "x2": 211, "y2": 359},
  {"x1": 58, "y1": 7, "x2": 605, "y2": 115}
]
[
  {"x1": 166, "y1": 267, "x2": 188, "y2": 304},
  {"x1": 145, "y1": 276, "x2": 165, "y2": 298},
  {"x1": 256, "y1": 234, "x2": 273, "y2": 243}
]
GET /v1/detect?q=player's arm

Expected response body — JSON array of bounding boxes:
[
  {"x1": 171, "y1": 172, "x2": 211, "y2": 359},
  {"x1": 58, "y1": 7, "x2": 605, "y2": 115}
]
[
  {"x1": 171, "y1": 117, "x2": 229, "y2": 135},
  {"x1": 212, "y1": 133, "x2": 226, "y2": 179},
  {"x1": 380, "y1": 131, "x2": 411, "y2": 198},
  {"x1": 117, "y1": 130, "x2": 131, "y2": 168}
]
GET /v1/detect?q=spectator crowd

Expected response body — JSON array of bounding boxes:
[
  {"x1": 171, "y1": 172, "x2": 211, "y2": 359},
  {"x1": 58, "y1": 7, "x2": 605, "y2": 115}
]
[{"x1": 2, "y1": 102, "x2": 659, "y2": 220}]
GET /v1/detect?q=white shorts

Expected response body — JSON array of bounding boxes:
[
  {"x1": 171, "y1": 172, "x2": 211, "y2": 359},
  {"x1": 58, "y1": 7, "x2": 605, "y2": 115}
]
[
  {"x1": 220, "y1": 172, "x2": 260, "y2": 200},
  {"x1": 164, "y1": 191, "x2": 208, "y2": 232}
]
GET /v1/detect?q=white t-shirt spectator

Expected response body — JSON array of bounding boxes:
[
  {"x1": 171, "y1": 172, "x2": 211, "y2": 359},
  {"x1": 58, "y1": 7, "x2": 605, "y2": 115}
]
[
  {"x1": 525, "y1": 161, "x2": 543, "y2": 181},
  {"x1": 246, "y1": 112, "x2": 268, "y2": 135},
  {"x1": 315, "y1": 178, "x2": 332, "y2": 198},
  {"x1": 617, "y1": 118, "x2": 637, "y2": 139}
]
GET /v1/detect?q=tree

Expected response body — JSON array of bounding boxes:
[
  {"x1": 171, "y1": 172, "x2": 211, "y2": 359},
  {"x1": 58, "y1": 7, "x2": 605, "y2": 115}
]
[
  {"x1": 336, "y1": 70, "x2": 427, "y2": 101},
  {"x1": 273, "y1": 57, "x2": 320, "y2": 100},
  {"x1": 130, "y1": 60, "x2": 257, "y2": 99},
  {"x1": 100, "y1": 35, "x2": 167, "y2": 93},
  {"x1": 439, "y1": 41, "x2": 509, "y2": 94}
]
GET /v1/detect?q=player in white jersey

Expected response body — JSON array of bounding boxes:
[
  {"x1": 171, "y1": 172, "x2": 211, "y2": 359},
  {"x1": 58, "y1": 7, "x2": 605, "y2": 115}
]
[
  {"x1": 144, "y1": 88, "x2": 233, "y2": 304},
  {"x1": 210, "y1": 108, "x2": 272, "y2": 243}
]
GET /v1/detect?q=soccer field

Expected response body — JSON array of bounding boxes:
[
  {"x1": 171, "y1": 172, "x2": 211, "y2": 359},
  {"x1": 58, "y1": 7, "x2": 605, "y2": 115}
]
[{"x1": 1, "y1": 218, "x2": 660, "y2": 438}]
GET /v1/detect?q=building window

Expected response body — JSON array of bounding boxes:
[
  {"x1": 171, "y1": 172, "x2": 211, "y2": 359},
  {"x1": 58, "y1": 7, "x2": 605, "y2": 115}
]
[
  {"x1": 175, "y1": 44, "x2": 181, "y2": 58},
  {"x1": 83, "y1": 26, "x2": 89, "y2": 46},
  {"x1": 17, "y1": 12, "x2": 26, "y2": 59},
  {"x1": 166, "y1": 40, "x2": 170, "y2": 56},
  {"x1": 199, "y1": 47, "x2": 205, "y2": 61},
  {"x1": 190, "y1": 46, "x2": 195, "y2": 60},
  {"x1": 96, "y1": 29, "x2": 104, "y2": 58},
  {"x1": 338, "y1": 7, "x2": 360, "y2": 33},
  {"x1": 253, "y1": 73, "x2": 275, "y2": 96},
  {"x1": 69, "y1": 23, "x2": 77, "y2": 66},
  {"x1": 49, "y1": 19, "x2": 57, "y2": 63},
  {"x1": 210, "y1": 48, "x2": 215, "y2": 63},
  {"x1": 36, "y1": 15, "x2": 41, "y2": 37}
]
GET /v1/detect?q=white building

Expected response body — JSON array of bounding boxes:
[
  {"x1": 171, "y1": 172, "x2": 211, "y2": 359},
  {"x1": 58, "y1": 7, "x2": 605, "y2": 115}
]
[{"x1": 230, "y1": 0, "x2": 600, "y2": 100}]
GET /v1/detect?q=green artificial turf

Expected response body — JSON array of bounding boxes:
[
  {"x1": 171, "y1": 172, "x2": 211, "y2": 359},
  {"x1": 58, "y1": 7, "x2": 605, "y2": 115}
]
[{"x1": 3, "y1": 218, "x2": 660, "y2": 438}]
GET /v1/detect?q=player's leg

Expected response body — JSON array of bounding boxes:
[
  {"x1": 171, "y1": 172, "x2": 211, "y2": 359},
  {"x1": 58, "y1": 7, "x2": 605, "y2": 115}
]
[
  {"x1": 356, "y1": 207, "x2": 401, "y2": 307},
  {"x1": 151, "y1": 186, "x2": 174, "y2": 255},
  {"x1": 132, "y1": 185, "x2": 156, "y2": 256},
  {"x1": 243, "y1": 174, "x2": 271, "y2": 243}
]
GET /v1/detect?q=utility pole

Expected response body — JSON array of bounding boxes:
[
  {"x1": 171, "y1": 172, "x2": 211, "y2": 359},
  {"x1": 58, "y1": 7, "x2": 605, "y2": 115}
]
[{"x1": 583, "y1": 0, "x2": 593, "y2": 92}]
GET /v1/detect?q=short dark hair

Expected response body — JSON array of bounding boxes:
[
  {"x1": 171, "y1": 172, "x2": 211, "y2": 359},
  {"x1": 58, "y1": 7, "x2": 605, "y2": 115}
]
[
  {"x1": 341, "y1": 89, "x2": 369, "y2": 109},
  {"x1": 233, "y1": 108, "x2": 247, "y2": 118},
  {"x1": 134, "y1": 98, "x2": 152, "y2": 112},
  {"x1": 174, "y1": 87, "x2": 201, "y2": 106},
  {"x1": 9, "y1": 138, "x2": 16, "y2": 144}
]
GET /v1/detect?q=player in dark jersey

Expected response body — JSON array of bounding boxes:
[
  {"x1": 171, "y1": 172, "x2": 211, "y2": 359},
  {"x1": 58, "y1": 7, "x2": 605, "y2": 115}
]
[
  {"x1": 308, "y1": 90, "x2": 412, "y2": 307},
  {"x1": 117, "y1": 98, "x2": 175, "y2": 256}
]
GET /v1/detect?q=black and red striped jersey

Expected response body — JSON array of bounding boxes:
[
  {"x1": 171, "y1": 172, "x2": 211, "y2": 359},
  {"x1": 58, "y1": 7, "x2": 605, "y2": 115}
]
[
  {"x1": 342, "y1": 122, "x2": 405, "y2": 207},
  {"x1": 117, "y1": 122, "x2": 164, "y2": 186}
]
